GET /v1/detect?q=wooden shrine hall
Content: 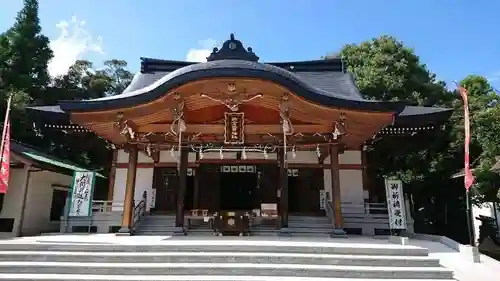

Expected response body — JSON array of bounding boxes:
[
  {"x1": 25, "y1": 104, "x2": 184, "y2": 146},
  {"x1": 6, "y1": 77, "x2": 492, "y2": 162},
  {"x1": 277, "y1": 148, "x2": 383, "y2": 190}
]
[{"x1": 29, "y1": 34, "x2": 452, "y2": 236}]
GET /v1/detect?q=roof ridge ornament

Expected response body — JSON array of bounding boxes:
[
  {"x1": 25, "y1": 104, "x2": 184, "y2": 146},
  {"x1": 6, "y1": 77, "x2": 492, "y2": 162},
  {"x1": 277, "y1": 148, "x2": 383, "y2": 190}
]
[{"x1": 207, "y1": 33, "x2": 259, "y2": 62}]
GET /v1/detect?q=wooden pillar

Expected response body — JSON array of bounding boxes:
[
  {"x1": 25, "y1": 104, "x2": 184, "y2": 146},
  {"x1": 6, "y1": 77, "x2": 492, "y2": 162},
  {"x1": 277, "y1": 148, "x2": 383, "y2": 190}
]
[
  {"x1": 361, "y1": 148, "x2": 370, "y2": 200},
  {"x1": 193, "y1": 152, "x2": 200, "y2": 210},
  {"x1": 16, "y1": 164, "x2": 32, "y2": 237},
  {"x1": 278, "y1": 148, "x2": 289, "y2": 228},
  {"x1": 118, "y1": 145, "x2": 138, "y2": 234},
  {"x1": 107, "y1": 149, "x2": 118, "y2": 201},
  {"x1": 329, "y1": 144, "x2": 345, "y2": 234},
  {"x1": 175, "y1": 147, "x2": 188, "y2": 228}
]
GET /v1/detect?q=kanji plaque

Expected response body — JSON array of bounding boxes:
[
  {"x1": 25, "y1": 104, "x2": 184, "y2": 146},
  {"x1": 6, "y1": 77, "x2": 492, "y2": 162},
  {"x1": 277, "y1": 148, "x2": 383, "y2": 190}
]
[{"x1": 224, "y1": 112, "x2": 245, "y2": 145}]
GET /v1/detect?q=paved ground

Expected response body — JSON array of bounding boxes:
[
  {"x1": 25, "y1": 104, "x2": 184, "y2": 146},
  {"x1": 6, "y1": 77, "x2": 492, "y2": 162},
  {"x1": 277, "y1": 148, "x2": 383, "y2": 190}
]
[
  {"x1": 408, "y1": 239, "x2": 500, "y2": 281},
  {"x1": 1, "y1": 234, "x2": 499, "y2": 281}
]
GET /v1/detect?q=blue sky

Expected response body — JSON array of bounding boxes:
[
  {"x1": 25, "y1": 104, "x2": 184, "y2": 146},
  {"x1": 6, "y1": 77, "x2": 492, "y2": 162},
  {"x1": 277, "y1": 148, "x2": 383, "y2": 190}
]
[{"x1": 1, "y1": 0, "x2": 499, "y2": 87}]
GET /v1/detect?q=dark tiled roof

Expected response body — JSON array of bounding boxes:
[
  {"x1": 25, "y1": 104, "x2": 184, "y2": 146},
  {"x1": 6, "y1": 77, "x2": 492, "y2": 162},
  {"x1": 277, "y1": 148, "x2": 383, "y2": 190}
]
[
  {"x1": 120, "y1": 69, "x2": 363, "y2": 101},
  {"x1": 57, "y1": 59, "x2": 400, "y2": 112},
  {"x1": 28, "y1": 34, "x2": 451, "y2": 125}
]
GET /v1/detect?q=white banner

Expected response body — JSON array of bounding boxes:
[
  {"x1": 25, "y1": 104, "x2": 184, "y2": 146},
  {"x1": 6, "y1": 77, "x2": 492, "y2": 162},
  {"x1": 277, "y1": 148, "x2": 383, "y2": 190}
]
[
  {"x1": 384, "y1": 178, "x2": 407, "y2": 229},
  {"x1": 319, "y1": 190, "x2": 326, "y2": 210},
  {"x1": 68, "y1": 171, "x2": 96, "y2": 217}
]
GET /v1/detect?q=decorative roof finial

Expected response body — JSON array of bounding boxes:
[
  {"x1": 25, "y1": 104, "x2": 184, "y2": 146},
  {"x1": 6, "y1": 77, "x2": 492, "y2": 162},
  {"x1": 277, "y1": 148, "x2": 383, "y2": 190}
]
[{"x1": 206, "y1": 33, "x2": 259, "y2": 62}]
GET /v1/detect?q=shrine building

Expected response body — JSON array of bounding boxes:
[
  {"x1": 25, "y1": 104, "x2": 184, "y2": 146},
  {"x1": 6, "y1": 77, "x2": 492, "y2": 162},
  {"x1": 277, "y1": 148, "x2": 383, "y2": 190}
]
[{"x1": 29, "y1": 34, "x2": 452, "y2": 236}]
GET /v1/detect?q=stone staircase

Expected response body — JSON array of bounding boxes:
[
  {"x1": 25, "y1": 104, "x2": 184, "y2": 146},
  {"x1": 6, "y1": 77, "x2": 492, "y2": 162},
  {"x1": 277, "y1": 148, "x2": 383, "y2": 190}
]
[
  {"x1": 287, "y1": 215, "x2": 334, "y2": 236},
  {"x1": 134, "y1": 214, "x2": 178, "y2": 235},
  {"x1": 136, "y1": 215, "x2": 334, "y2": 236},
  {"x1": 0, "y1": 237, "x2": 454, "y2": 280}
]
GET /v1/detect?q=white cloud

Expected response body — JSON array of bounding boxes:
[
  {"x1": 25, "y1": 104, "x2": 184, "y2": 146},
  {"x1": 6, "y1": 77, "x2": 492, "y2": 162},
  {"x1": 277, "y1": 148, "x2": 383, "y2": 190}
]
[
  {"x1": 486, "y1": 71, "x2": 500, "y2": 83},
  {"x1": 48, "y1": 16, "x2": 104, "y2": 77},
  {"x1": 185, "y1": 39, "x2": 217, "y2": 62}
]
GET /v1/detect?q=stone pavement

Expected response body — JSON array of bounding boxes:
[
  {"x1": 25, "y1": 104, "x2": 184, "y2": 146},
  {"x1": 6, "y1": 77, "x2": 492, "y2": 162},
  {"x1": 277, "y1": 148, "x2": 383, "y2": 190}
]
[{"x1": 0, "y1": 234, "x2": 497, "y2": 280}]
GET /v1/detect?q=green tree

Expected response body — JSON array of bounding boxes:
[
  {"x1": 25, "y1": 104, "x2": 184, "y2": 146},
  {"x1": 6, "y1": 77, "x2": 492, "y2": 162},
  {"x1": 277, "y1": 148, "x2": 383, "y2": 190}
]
[
  {"x1": 340, "y1": 35, "x2": 451, "y2": 105},
  {"x1": 100, "y1": 59, "x2": 134, "y2": 96},
  {"x1": 45, "y1": 59, "x2": 134, "y2": 168},
  {"x1": 338, "y1": 36, "x2": 471, "y2": 240},
  {"x1": 458, "y1": 75, "x2": 500, "y2": 203},
  {"x1": 0, "y1": 0, "x2": 52, "y2": 144},
  {"x1": 0, "y1": 0, "x2": 52, "y2": 103}
]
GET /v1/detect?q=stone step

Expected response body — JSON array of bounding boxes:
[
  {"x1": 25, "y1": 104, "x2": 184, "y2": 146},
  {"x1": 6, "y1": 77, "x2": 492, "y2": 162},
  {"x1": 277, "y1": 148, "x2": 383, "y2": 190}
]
[
  {"x1": 288, "y1": 221, "x2": 331, "y2": 225},
  {"x1": 139, "y1": 220, "x2": 176, "y2": 223},
  {"x1": 0, "y1": 275, "x2": 455, "y2": 281},
  {"x1": 286, "y1": 228, "x2": 333, "y2": 233},
  {"x1": 136, "y1": 225, "x2": 178, "y2": 230},
  {"x1": 0, "y1": 262, "x2": 454, "y2": 279},
  {"x1": 288, "y1": 224, "x2": 333, "y2": 229},
  {"x1": 134, "y1": 231, "x2": 176, "y2": 236},
  {"x1": 0, "y1": 242, "x2": 429, "y2": 256},
  {"x1": 288, "y1": 218, "x2": 330, "y2": 221},
  {"x1": 290, "y1": 232, "x2": 330, "y2": 238},
  {"x1": 0, "y1": 251, "x2": 441, "y2": 267}
]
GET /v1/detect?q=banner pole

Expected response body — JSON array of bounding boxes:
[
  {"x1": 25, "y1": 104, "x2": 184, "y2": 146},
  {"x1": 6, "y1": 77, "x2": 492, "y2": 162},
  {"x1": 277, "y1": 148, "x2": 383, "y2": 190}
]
[
  {"x1": 466, "y1": 189, "x2": 475, "y2": 246},
  {"x1": 0, "y1": 95, "x2": 12, "y2": 159}
]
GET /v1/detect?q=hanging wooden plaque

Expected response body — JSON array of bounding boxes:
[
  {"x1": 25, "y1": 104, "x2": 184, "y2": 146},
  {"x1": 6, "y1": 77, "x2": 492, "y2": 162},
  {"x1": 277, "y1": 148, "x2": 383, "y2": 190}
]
[{"x1": 224, "y1": 112, "x2": 245, "y2": 144}]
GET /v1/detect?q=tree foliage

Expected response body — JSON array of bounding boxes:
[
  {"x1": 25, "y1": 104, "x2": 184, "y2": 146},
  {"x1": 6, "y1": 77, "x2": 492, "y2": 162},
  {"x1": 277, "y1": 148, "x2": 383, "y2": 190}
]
[
  {"x1": 338, "y1": 36, "x2": 500, "y2": 240},
  {"x1": 0, "y1": 0, "x2": 134, "y2": 182}
]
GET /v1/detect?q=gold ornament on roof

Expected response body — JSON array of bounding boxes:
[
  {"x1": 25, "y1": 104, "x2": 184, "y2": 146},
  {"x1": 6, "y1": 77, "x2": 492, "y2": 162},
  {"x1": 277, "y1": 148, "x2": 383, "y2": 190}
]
[{"x1": 201, "y1": 86, "x2": 262, "y2": 112}]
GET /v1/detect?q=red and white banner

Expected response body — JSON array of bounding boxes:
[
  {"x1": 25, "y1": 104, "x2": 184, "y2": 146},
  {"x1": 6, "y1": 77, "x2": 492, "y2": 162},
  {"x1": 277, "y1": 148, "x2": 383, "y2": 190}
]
[
  {"x1": 0, "y1": 121, "x2": 10, "y2": 193},
  {"x1": 458, "y1": 86, "x2": 474, "y2": 191},
  {"x1": 0, "y1": 95, "x2": 12, "y2": 194}
]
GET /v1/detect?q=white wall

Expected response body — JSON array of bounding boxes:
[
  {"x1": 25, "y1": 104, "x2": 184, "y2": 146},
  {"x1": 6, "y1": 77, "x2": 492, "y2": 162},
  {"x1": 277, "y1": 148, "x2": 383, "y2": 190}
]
[
  {"x1": 323, "y1": 150, "x2": 364, "y2": 204},
  {"x1": 113, "y1": 149, "x2": 365, "y2": 208},
  {"x1": 0, "y1": 167, "x2": 72, "y2": 237}
]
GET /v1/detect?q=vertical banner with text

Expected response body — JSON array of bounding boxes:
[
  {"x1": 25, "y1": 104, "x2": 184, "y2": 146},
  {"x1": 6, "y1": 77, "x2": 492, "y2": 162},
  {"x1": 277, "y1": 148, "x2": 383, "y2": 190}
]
[
  {"x1": 384, "y1": 178, "x2": 407, "y2": 230},
  {"x1": 68, "y1": 171, "x2": 96, "y2": 217}
]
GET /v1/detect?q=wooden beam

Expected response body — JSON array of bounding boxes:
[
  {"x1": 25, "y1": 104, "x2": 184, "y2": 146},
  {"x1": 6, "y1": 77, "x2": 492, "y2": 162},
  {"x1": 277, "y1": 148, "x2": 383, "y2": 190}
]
[
  {"x1": 114, "y1": 161, "x2": 362, "y2": 169},
  {"x1": 138, "y1": 124, "x2": 331, "y2": 134}
]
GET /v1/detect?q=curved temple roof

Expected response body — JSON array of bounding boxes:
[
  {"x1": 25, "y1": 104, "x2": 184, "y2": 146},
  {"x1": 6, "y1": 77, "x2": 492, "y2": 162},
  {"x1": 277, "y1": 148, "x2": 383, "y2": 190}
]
[{"x1": 29, "y1": 34, "x2": 452, "y2": 125}]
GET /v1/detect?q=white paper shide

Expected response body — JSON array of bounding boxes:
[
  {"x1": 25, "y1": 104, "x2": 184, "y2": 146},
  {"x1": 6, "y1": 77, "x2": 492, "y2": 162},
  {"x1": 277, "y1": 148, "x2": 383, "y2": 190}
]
[
  {"x1": 68, "y1": 171, "x2": 95, "y2": 217},
  {"x1": 384, "y1": 179, "x2": 407, "y2": 229}
]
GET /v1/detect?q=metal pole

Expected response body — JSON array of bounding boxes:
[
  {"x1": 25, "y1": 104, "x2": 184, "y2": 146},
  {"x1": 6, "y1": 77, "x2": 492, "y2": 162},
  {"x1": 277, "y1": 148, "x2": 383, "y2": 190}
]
[
  {"x1": 465, "y1": 189, "x2": 475, "y2": 246},
  {"x1": 493, "y1": 201, "x2": 499, "y2": 233}
]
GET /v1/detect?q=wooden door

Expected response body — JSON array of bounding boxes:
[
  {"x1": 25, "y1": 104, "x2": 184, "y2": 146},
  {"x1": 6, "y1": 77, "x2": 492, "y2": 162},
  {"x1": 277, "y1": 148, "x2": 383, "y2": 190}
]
[
  {"x1": 294, "y1": 168, "x2": 323, "y2": 215},
  {"x1": 152, "y1": 168, "x2": 178, "y2": 213},
  {"x1": 198, "y1": 164, "x2": 220, "y2": 212},
  {"x1": 258, "y1": 164, "x2": 279, "y2": 205}
]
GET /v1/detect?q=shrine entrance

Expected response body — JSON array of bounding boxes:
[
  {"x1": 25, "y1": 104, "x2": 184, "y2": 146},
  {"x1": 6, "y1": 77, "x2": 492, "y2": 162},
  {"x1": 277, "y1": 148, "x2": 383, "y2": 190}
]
[
  {"x1": 219, "y1": 165, "x2": 258, "y2": 210},
  {"x1": 151, "y1": 167, "x2": 195, "y2": 214}
]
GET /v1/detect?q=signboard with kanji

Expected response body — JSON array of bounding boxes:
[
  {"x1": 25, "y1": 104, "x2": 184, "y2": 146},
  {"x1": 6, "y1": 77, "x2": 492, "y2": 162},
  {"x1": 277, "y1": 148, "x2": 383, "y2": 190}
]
[
  {"x1": 384, "y1": 178, "x2": 407, "y2": 229},
  {"x1": 68, "y1": 171, "x2": 96, "y2": 217},
  {"x1": 224, "y1": 112, "x2": 244, "y2": 144}
]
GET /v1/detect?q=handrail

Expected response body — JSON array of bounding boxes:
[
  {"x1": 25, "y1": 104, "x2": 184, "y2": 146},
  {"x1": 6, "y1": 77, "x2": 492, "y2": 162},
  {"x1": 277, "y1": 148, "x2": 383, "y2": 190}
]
[
  {"x1": 341, "y1": 202, "x2": 388, "y2": 216},
  {"x1": 132, "y1": 191, "x2": 148, "y2": 231},
  {"x1": 92, "y1": 200, "x2": 125, "y2": 213}
]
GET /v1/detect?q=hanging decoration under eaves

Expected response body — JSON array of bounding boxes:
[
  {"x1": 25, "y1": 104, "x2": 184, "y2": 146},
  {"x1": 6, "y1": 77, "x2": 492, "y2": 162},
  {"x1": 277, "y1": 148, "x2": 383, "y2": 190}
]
[{"x1": 378, "y1": 125, "x2": 437, "y2": 136}]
